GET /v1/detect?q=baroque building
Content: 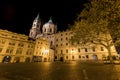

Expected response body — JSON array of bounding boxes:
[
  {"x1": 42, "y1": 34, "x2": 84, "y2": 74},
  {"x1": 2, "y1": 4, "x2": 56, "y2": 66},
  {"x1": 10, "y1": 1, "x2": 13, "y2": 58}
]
[
  {"x1": 0, "y1": 14, "x2": 118, "y2": 63},
  {"x1": 29, "y1": 14, "x2": 118, "y2": 61}
]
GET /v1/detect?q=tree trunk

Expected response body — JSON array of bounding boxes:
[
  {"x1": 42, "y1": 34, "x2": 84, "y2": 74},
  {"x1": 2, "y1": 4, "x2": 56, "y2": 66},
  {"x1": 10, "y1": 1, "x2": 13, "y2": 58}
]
[{"x1": 107, "y1": 46, "x2": 113, "y2": 63}]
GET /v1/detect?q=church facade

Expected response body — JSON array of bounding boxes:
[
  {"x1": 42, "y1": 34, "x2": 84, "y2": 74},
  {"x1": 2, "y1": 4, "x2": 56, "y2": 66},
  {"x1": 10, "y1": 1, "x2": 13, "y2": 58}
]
[{"x1": 0, "y1": 14, "x2": 118, "y2": 63}]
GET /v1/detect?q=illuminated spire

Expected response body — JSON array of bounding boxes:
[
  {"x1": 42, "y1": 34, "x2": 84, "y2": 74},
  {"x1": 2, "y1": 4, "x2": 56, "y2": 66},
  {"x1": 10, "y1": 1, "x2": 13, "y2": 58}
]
[
  {"x1": 36, "y1": 13, "x2": 39, "y2": 20},
  {"x1": 48, "y1": 16, "x2": 53, "y2": 23}
]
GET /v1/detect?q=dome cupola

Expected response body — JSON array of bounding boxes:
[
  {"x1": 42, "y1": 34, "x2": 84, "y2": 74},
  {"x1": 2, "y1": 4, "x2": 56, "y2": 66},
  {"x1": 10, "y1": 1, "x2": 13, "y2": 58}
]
[{"x1": 42, "y1": 17, "x2": 57, "y2": 35}]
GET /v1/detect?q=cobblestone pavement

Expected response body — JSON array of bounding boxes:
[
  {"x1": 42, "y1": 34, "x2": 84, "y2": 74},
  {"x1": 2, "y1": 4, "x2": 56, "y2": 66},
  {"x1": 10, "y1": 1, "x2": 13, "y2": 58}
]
[{"x1": 0, "y1": 61, "x2": 120, "y2": 80}]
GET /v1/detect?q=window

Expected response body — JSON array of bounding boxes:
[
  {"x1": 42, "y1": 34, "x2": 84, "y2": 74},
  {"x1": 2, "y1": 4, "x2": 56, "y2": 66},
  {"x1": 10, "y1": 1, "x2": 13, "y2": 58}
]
[
  {"x1": 66, "y1": 49, "x2": 68, "y2": 53},
  {"x1": 86, "y1": 55, "x2": 89, "y2": 58},
  {"x1": 92, "y1": 47, "x2": 95, "y2": 52},
  {"x1": 55, "y1": 56, "x2": 57, "y2": 59},
  {"x1": 72, "y1": 56, "x2": 74, "y2": 60},
  {"x1": 61, "y1": 50, "x2": 63, "y2": 54},
  {"x1": 101, "y1": 47, "x2": 104, "y2": 51},
  {"x1": 0, "y1": 48, "x2": 2, "y2": 52},
  {"x1": 18, "y1": 43, "x2": 24, "y2": 47},
  {"x1": 26, "y1": 50, "x2": 32, "y2": 55},
  {"x1": 0, "y1": 39, "x2": 5, "y2": 44},
  {"x1": 9, "y1": 42, "x2": 15, "y2": 46},
  {"x1": 61, "y1": 34, "x2": 63, "y2": 36},
  {"x1": 56, "y1": 44, "x2": 58, "y2": 47},
  {"x1": 66, "y1": 56, "x2": 68, "y2": 59},
  {"x1": 85, "y1": 48, "x2": 88, "y2": 52},
  {"x1": 6, "y1": 48, "x2": 13, "y2": 54},
  {"x1": 77, "y1": 41, "x2": 80, "y2": 44},
  {"x1": 56, "y1": 39, "x2": 58, "y2": 41},
  {"x1": 66, "y1": 43, "x2": 68, "y2": 46},
  {"x1": 79, "y1": 55, "x2": 81, "y2": 59},
  {"x1": 34, "y1": 24, "x2": 35, "y2": 27},
  {"x1": 78, "y1": 48, "x2": 80, "y2": 52},
  {"x1": 66, "y1": 37, "x2": 68, "y2": 40},
  {"x1": 61, "y1": 38, "x2": 63, "y2": 41},
  {"x1": 44, "y1": 28, "x2": 46, "y2": 32},
  {"x1": 61, "y1": 44, "x2": 63, "y2": 46},
  {"x1": 16, "y1": 48, "x2": 22, "y2": 54}
]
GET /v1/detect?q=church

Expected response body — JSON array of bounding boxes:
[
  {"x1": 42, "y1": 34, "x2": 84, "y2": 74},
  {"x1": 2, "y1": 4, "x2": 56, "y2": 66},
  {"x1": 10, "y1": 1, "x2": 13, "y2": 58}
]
[{"x1": 0, "y1": 14, "x2": 118, "y2": 63}]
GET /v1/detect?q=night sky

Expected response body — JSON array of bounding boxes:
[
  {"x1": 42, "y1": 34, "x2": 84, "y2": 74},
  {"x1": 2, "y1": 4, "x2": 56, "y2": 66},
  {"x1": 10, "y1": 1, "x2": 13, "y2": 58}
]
[{"x1": 0, "y1": 0, "x2": 88, "y2": 35}]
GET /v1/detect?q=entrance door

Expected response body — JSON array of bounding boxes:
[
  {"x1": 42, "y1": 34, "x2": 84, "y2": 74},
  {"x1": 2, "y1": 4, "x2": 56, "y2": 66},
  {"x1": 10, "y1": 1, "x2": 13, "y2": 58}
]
[
  {"x1": 44, "y1": 58, "x2": 47, "y2": 62},
  {"x1": 2, "y1": 56, "x2": 11, "y2": 63},
  {"x1": 25, "y1": 57, "x2": 31, "y2": 63},
  {"x1": 60, "y1": 57, "x2": 63, "y2": 61},
  {"x1": 93, "y1": 54, "x2": 98, "y2": 61}
]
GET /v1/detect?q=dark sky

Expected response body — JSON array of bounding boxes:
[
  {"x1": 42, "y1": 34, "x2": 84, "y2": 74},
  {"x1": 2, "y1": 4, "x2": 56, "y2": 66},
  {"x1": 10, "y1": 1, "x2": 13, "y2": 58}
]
[{"x1": 0, "y1": 0, "x2": 88, "y2": 35}]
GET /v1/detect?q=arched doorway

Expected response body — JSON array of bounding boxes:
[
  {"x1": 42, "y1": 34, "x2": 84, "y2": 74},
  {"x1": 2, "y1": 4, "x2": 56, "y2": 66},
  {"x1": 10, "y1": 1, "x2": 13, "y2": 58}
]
[
  {"x1": 44, "y1": 58, "x2": 47, "y2": 62},
  {"x1": 93, "y1": 54, "x2": 98, "y2": 61},
  {"x1": 25, "y1": 57, "x2": 31, "y2": 63},
  {"x1": 2, "y1": 56, "x2": 11, "y2": 63},
  {"x1": 60, "y1": 57, "x2": 63, "y2": 61}
]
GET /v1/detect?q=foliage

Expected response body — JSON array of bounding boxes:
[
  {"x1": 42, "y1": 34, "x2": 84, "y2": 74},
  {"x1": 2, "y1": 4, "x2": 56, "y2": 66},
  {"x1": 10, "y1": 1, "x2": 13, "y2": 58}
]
[
  {"x1": 70, "y1": 0, "x2": 120, "y2": 62},
  {"x1": 71, "y1": 0, "x2": 120, "y2": 46}
]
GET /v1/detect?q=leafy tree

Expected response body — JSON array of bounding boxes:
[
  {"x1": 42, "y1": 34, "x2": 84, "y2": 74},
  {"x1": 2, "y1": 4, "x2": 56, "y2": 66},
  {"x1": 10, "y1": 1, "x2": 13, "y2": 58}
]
[{"x1": 70, "y1": 0, "x2": 120, "y2": 63}]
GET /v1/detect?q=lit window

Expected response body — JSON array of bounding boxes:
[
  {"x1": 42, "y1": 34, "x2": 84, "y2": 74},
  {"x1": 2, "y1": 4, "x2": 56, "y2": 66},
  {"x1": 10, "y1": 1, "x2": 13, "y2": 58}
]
[
  {"x1": 66, "y1": 43, "x2": 68, "y2": 46},
  {"x1": 56, "y1": 44, "x2": 58, "y2": 47},
  {"x1": 66, "y1": 49, "x2": 68, "y2": 53},
  {"x1": 66, "y1": 37, "x2": 68, "y2": 40},
  {"x1": 101, "y1": 47, "x2": 104, "y2": 51},
  {"x1": 56, "y1": 39, "x2": 58, "y2": 41},
  {"x1": 0, "y1": 48, "x2": 2, "y2": 52},
  {"x1": 66, "y1": 56, "x2": 68, "y2": 59},
  {"x1": 85, "y1": 48, "x2": 88, "y2": 52},
  {"x1": 86, "y1": 55, "x2": 89, "y2": 58},
  {"x1": 61, "y1": 50, "x2": 63, "y2": 54},
  {"x1": 79, "y1": 55, "x2": 81, "y2": 59},
  {"x1": 78, "y1": 48, "x2": 80, "y2": 52},
  {"x1": 72, "y1": 56, "x2": 74, "y2": 60},
  {"x1": 92, "y1": 47, "x2": 95, "y2": 52}
]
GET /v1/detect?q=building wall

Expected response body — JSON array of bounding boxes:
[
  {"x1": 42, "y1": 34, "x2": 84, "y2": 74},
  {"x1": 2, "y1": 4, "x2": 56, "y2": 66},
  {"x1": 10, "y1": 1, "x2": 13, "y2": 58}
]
[
  {"x1": 0, "y1": 29, "x2": 54, "y2": 63},
  {"x1": 53, "y1": 30, "x2": 118, "y2": 61},
  {"x1": 0, "y1": 27, "x2": 118, "y2": 63},
  {"x1": 0, "y1": 29, "x2": 35, "y2": 63},
  {"x1": 33, "y1": 38, "x2": 54, "y2": 62}
]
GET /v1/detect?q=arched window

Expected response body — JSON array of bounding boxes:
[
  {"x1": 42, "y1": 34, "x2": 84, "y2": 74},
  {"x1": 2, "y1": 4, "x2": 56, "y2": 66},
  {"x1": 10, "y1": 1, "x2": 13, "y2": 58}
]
[{"x1": 44, "y1": 28, "x2": 46, "y2": 32}]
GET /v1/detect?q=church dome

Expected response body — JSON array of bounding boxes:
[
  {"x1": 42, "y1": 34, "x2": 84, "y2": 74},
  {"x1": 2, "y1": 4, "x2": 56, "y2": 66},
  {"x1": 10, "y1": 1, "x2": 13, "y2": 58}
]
[{"x1": 42, "y1": 18, "x2": 57, "y2": 35}]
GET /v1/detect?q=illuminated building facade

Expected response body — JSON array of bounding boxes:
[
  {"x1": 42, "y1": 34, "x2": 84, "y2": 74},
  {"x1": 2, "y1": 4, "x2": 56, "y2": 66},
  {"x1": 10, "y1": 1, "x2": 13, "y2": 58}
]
[
  {"x1": 0, "y1": 29, "x2": 54, "y2": 63},
  {"x1": 29, "y1": 14, "x2": 118, "y2": 61},
  {"x1": 0, "y1": 14, "x2": 118, "y2": 63}
]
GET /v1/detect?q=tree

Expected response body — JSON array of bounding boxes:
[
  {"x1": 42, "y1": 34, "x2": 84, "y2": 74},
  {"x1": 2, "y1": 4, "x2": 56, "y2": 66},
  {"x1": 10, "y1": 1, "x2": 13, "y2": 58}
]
[{"x1": 70, "y1": 0, "x2": 120, "y2": 63}]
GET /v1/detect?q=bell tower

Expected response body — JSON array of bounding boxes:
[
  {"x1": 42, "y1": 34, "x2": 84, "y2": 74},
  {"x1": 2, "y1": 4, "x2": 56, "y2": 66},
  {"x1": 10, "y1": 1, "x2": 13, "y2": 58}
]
[{"x1": 29, "y1": 14, "x2": 41, "y2": 39}]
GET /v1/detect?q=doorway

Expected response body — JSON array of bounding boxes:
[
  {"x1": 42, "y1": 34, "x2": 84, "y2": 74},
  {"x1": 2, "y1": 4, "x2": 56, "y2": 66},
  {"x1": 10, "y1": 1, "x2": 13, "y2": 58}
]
[{"x1": 2, "y1": 56, "x2": 11, "y2": 63}]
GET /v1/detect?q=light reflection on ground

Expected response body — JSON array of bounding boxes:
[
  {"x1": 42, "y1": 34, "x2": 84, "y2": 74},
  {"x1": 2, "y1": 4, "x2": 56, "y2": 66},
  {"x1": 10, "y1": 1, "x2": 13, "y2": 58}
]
[{"x1": 0, "y1": 61, "x2": 120, "y2": 80}]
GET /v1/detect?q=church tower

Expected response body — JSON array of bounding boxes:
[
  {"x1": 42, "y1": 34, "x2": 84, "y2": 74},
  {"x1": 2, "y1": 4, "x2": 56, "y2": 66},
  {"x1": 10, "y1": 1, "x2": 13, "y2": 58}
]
[{"x1": 29, "y1": 14, "x2": 41, "y2": 39}]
